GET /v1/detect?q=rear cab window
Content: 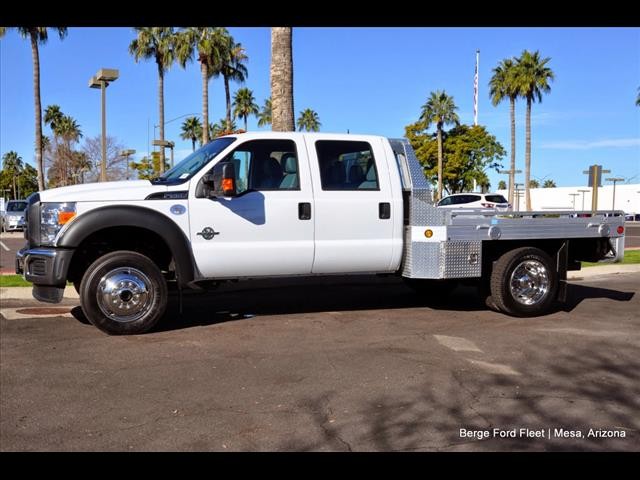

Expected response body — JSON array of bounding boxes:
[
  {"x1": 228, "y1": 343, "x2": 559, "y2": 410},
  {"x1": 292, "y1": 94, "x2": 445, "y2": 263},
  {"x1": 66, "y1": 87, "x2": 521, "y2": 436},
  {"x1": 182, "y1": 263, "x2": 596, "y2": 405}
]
[{"x1": 315, "y1": 140, "x2": 379, "y2": 191}]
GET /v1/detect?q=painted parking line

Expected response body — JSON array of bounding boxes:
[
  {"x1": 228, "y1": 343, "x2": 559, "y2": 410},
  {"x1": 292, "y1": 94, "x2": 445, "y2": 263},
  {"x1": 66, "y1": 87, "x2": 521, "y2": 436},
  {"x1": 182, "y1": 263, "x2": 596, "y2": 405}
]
[
  {"x1": 0, "y1": 241, "x2": 9, "y2": 252},
  {"x1": 434, "y1": 335, "x2": 484, "y2": 353},
  {"x1": 467, "y1": 359, "x2": 521, "y2": 376},
  {"x1": 0, "y1": 307, "x2": 74, "y2": 320}
]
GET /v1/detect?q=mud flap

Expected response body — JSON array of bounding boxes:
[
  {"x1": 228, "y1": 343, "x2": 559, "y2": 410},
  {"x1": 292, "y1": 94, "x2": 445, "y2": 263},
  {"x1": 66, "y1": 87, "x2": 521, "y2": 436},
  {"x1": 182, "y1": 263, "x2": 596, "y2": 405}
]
[{"x1": 556, "y1": 241, "x2": 568, "y2": 303}]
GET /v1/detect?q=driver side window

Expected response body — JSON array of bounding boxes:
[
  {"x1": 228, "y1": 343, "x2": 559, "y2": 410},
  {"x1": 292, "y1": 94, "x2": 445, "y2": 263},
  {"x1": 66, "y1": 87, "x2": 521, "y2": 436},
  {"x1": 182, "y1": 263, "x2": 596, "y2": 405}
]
[{"x1": 220, "y1": 139, "x2": 299, "y2": 193}]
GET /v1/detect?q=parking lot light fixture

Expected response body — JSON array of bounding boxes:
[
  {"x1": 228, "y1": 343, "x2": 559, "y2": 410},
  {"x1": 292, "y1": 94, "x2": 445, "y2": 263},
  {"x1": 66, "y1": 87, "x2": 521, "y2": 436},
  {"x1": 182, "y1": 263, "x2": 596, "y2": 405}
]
[{"x1": 89, "y1": 69, "x2": 119, "y2": 182}]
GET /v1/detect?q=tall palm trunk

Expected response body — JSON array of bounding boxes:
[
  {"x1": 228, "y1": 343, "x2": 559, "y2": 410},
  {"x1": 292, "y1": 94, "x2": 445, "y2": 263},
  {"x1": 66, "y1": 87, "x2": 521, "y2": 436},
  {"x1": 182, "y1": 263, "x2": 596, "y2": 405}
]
[
  {"x1": 509, "y1": 97, "x2": 516, "y2": 207},
  {"x1": 270, "y1": 27, "x2": 294, "y2": 132},
  {"x1": 191, "y1": 138, "x2": 196, "y2": 151},
  {"x1": 158, "y1": 63, "x2": 165, "y2": 174},
  {"x1": 437, "y1": 124, "x2": 443, "y2": 201},
  {"x1": 243, "y1": 116, "x2": 247, "y2": 131},
  {"x1": 201, "y1": 62, "x2": 209, "y2": 144},
  {"x1": 224, "y1": 75, "x2": 231, "y2": 128},
  {"x1": 525, "y1": 97, "x2": 532, "y2": 211},
  {"x1": 30, "y1": 31, "x2": 45, "y2": 191}
]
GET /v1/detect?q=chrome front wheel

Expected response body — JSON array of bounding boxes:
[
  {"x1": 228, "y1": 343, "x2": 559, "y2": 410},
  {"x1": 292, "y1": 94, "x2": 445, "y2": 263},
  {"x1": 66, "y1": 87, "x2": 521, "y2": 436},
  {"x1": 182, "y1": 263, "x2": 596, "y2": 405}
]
[
  {"x1": 80, "y1": 251, "x2": 167, "y2": 335},
  {"x1": 97, "y1": 267, "x2": 153, "y2": 323}
]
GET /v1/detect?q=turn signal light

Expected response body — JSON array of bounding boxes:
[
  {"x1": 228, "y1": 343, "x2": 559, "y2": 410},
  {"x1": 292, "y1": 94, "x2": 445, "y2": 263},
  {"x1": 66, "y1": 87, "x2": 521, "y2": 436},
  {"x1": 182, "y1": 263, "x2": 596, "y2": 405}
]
[
  {"x1": 58, "y1": 211, "x2": 76, "y2": 225},
  {"x1": 617, "y1": 226, "x2": 624, "y2": 235},
  {"x1": 222, "y1": 178, "x2": 235, "y2": 194},
  {"x1": 424, "y1": 229, "x2": 433, "y2": 238}
]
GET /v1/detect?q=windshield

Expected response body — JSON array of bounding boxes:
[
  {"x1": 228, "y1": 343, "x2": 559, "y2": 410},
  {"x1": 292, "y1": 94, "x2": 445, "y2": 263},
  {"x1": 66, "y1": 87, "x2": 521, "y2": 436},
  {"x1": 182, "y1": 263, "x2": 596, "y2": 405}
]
[
  {"x1": 153, "y1": 137, "x2": 236, "y2": 183},
  {"x1": 7, "y1": 202, "x2": 27, "y2": 212}
]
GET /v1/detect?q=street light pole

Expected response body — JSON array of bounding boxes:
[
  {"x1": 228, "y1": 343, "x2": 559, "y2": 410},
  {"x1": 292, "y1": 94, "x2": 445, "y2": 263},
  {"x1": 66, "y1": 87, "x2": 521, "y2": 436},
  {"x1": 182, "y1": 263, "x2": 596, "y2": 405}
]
[
  {"x1": 606, "y1": 177, "x2": 625, "y2": 212},
  {"x1": 120, "y1": 149, "x2": 136, "y2": 180},
  {"x1": 578, "y1": 189, "x2": 590, "y2": 211},
  {"x1": 569, "y1": 193, "x2": 579, "y2": 210},
  {"x1": 498, "y1": 169, "x2": 522, "y2": 207},
  {"x1": 89, "y1": 69, "x2": 119, "y2": 182}
]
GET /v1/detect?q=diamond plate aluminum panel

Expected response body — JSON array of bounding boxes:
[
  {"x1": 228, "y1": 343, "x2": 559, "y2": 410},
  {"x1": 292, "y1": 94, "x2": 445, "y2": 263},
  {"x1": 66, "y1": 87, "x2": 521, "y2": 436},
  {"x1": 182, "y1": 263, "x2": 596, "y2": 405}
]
[{"x1": 441, "y1": 241, "x2": 482, "y2": 278}]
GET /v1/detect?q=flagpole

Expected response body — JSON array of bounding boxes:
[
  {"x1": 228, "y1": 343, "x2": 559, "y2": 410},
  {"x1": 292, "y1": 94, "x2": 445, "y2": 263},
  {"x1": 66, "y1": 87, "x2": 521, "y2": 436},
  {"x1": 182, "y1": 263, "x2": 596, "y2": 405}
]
[{"x1": 474, "y1": 49, "x2": 479, "y2": 126}]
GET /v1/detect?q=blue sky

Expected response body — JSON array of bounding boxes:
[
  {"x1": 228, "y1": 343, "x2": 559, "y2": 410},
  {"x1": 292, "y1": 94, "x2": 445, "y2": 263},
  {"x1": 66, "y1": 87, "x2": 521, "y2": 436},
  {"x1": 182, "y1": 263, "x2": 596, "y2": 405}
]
[{"x1": 1, "y1": 27, "x2": 639, "y2": 188}]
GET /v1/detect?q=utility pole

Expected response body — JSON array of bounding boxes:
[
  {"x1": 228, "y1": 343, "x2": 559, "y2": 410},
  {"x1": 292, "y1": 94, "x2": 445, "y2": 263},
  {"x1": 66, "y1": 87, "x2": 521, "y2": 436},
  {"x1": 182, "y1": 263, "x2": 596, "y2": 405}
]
[
  {"x1": 605, "y1": 177, "x2": 625, "y2": 212},
  {"x1": 583, "y1": 165, "x2": 610, "y2": 212}
]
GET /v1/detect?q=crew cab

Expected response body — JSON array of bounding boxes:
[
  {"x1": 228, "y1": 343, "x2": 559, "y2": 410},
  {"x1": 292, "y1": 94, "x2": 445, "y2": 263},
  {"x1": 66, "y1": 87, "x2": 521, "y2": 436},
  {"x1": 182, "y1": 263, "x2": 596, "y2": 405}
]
[{"x1": 16, "y1": 132, "x2": 626, "y2": 335}]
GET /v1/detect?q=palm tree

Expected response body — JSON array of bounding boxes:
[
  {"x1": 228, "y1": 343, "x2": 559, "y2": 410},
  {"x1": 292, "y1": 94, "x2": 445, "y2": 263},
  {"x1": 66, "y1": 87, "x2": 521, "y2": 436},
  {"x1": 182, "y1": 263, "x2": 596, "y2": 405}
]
[
  {"x1": 2, "y1": 151, "x2": 24, "y2": 199},
  {"x1": 270, "y1": 27, "x2": 294, "y2": 132},
  {"x1": 543, "y1": 179, "x2": 556, "y2": 188},
  {"x1": 55, "y1": 115, "x2": 82, "y2": 186},
  {"x1": 0, "y1": 28, "x2": 67, "y2": 191},
  {"x1": 216, "y1": 35, "x2": 248, "y2": 129},
  {"x1": 258, "y1": 97, "x2": 272, "y2": 127},
  {"x1": 175, "y1": 28, "x2": 226, "y2": 145},
  {"x1": 636, "y1": 87, "x2": 640, "y2": 107},
  {"x1": 180, "y1": 116, "x2": 202, "y2": 151},
  {"x1": 489, "y1": 59, "x2": 519, "y2": 207},
  {"x1": 420, "y1": 90, "x2": 460, "y2": 201},
  {"x1": 529, "y1": 179, "x2": 540, "y2": 189},
  {"x1": 44, "y1": 104, "x2": 64, "y2": 133},
  {"x1": 233, "y1": 88, "x2": 259, "y2": 131},
  {"x1": 514, "y1": 50, "x2": 554, "y2": 211},
  {"x1": 296, "y1": 109, "x2": 321, "y2": 132},
  {"x1": 129, "y1": 27, "x2": 177, "y2": 175},
  {"x1": 498, "y1": 180, "x2": 507, "y2": 190}
]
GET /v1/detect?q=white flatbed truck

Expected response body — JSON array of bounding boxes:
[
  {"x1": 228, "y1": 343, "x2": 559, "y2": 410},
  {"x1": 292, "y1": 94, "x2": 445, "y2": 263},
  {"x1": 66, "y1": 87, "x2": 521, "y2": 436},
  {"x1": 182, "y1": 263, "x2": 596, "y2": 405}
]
[{"x1": 16, "y1": 132, "x2": 626, "y2": 334}]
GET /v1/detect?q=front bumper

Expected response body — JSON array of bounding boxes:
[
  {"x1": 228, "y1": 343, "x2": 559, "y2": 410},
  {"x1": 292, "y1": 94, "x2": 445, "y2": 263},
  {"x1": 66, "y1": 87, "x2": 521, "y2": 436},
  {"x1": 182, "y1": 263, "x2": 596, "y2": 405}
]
[{"x1": 16, "y1": 247, "x2": 74, "y2": 303}]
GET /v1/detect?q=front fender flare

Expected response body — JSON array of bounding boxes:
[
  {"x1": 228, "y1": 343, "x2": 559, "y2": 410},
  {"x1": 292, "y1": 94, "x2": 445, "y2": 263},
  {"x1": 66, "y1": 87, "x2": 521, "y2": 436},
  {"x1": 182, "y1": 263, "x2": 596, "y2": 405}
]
[{"x1": 56, "y1": 205, "x2": 198, "y2": 287}]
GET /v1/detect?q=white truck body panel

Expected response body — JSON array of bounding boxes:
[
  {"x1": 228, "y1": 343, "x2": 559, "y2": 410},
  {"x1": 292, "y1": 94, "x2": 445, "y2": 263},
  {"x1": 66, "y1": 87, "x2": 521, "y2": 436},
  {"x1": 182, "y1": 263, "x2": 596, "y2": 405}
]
[{"x1": 34, "y1": 132, "x2": 623, "y2": 284}]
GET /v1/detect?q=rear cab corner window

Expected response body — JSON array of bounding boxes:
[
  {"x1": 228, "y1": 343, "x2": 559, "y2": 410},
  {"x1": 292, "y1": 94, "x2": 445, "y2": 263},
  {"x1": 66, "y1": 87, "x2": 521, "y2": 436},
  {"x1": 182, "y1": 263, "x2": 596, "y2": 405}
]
[{"x1": 315, "y1": 140, "x2": 379, "y2": 191}]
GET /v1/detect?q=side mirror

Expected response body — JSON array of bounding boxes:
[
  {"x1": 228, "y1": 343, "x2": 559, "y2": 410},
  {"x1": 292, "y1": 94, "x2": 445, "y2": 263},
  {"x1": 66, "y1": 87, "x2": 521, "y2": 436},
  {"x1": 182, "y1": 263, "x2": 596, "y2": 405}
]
[{"x1": 211, "y1": 161, "x2": 237, "y2": 197}]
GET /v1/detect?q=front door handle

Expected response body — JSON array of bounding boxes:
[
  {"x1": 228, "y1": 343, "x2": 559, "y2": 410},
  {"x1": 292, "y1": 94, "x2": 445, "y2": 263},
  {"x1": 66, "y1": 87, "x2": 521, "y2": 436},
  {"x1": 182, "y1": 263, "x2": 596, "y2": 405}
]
[
  {"x1": 299, "y1": 202, "x2": 311, "y2": 220},
  {"x1": 379, "y1": 202, "x2": 391, "y2": 219}
]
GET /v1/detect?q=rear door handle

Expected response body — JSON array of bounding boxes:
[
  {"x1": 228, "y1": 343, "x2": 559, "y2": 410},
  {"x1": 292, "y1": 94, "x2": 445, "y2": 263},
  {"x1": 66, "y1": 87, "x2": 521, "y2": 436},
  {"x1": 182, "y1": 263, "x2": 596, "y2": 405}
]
[
  {"x1": 379, "y1": 202, "x2": 391, "y2": 219},
  {"x1": 298, "y1": 202, "x2": 311, "y2": 220}
]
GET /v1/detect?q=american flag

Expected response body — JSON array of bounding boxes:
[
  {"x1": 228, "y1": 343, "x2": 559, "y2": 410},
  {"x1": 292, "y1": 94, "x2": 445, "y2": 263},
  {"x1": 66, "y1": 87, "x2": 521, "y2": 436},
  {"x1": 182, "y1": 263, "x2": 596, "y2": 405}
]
[{"x1": 473, "y1": 50, "x2": 479, "y2": 126}]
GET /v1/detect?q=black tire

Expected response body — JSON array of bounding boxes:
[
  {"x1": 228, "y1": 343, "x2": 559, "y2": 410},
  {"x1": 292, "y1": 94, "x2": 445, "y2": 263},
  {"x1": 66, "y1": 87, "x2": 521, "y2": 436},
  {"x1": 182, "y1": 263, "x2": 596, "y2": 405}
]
[
  {"x1": 403, "y1": 278, "x2": 457, "y2": 303},
  {"x1": 79, "y1": 250, "x2": 167, "y2": 335},
  {"x1": 490, "y1": 247, "x2": 558, "y2": 317}
]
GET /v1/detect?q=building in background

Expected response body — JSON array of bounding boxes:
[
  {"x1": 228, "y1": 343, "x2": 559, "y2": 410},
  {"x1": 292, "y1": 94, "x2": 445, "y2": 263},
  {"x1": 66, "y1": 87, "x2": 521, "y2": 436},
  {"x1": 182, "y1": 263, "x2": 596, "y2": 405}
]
[{"x1": 496, "y1": 184, "x2": 640, "y2": 215}]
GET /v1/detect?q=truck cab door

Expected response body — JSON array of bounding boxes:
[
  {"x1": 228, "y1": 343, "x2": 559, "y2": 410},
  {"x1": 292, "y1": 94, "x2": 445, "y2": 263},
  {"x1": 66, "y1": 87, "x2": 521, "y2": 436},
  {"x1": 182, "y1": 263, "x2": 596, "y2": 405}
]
[
  {"x1": 305, "y1": 136, "x2": 397, "y2": 273},
  {"x1": 188, "y1": 137, "x2": 314, "y2": 278}
]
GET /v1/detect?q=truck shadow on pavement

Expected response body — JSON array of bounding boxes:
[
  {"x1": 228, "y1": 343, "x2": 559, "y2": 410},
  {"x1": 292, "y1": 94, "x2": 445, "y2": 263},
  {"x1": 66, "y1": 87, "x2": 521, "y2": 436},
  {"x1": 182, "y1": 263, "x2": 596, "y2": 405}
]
[
  {"x1": 274, "y1": 340, "x2": 640, "y2": 451},
  {"x1": 153, "y1": 276, "x2": 635, "y2": 333}
]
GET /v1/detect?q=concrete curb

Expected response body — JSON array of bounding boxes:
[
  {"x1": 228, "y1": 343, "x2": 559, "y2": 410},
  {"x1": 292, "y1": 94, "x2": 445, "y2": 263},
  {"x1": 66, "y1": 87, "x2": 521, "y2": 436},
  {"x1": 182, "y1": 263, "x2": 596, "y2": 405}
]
[
  {"x1": 567, "y1": 264, "x2": 640, "y2": 279},
  {"x1": 1, "y1": 265, "x2": 639, "y2": 300},
  {"x1": 1, "y1": 285, "x2": 79, "y2": 301}
]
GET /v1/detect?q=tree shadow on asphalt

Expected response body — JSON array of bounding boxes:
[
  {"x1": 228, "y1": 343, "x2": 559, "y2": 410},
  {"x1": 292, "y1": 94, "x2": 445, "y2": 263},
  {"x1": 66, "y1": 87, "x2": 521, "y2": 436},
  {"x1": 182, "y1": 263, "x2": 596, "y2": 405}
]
[
  {"x1": 275, "y1": 340, "x2": 640, "y2": 452},
  {"x1": 154, "y1": 276, "x2": 635, "y2": 333}
]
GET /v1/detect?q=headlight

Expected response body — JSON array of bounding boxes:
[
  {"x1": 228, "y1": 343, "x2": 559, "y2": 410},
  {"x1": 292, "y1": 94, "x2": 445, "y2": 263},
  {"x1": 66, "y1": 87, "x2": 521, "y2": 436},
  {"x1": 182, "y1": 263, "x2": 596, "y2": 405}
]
[{"x1": 40, "y1": 202, "x2": 77, "y2": 245}]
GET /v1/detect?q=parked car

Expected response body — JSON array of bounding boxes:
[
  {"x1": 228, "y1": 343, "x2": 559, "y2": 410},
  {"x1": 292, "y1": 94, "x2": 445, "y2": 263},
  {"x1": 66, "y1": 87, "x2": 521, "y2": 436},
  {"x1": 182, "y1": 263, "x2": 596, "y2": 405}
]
[
  {"x1": 1, "y1": 199, "x2": 28, "y2": 232},
  {"x1": 625, "y1": 213, "x2": 640, "y2": 222},
  {"x1": 437, "y1": 193, "x2": 511, "y2": 211}
]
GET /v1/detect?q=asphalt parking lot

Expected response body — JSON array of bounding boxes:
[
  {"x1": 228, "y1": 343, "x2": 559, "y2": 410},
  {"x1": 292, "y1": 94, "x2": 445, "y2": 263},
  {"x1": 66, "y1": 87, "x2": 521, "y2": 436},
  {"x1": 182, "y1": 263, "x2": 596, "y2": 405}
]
[{"x1": 1, "y1": 271, "x2": 638, "y2": 451}]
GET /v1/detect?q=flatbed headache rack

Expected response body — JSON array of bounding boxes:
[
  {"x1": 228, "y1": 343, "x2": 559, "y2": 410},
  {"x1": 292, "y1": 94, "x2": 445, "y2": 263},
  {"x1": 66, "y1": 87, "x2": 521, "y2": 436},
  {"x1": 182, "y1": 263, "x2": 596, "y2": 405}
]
[{"x1": 389, "y1": 138, "x2": 626, "y2": 280}]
